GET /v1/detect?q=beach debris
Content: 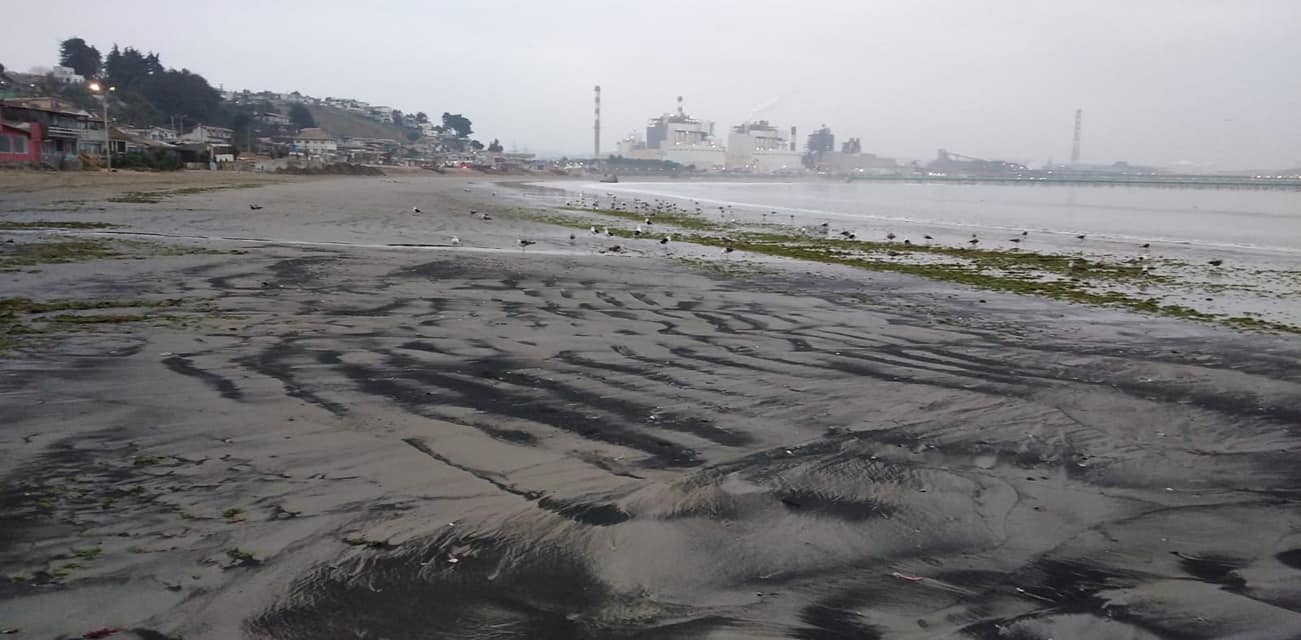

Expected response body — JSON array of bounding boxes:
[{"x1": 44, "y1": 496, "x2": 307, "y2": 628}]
[
  {"x1": 248, "y1": 204, "x2": 263, "y2": 211},
  {"x1": 723, "y1": 246, "x2": 734, "y2": 255},
  {"x1": 479, "y1": 213, "x2": 492, "y2": 221},
  {"x1": 568, "y1": 233, "x2": 576, "y2": 242},
  {"x1": 1009, "y1": 238, "x2": 1022, "y2": 244},
  {"x1": 82, "y1": 628, "x2": 122, "y2": 639},
  {"x1": 886, "y1": 232, "x2": 896, "y2": 241},
  {"x1": 967, "y1": 238, "x2": 979, "y2": 246},
  {"x1": 604, "y1": 245, "x2": 623, "y2": 254},
  {"x1": 2, "y1": 629, "x2": 20, "y2": 634},
  {"x1": 1141, "y1": 242, "x2": 1151, "y2": 249},
  {"x1": 1207, "y1": 259, "x2": 1224, "y2": 266},
  {"x1": 890, "y1": 572, "x2": 924, "y2": 582},
  {"x1": 447, "y1": 554, "x2": 460, "y2": 564},
  {"x1": 1076, "y1": 234, "x2": 1086, "y2": 240},
  {"x1": 924, "y1": 234, "x2": 934, "y2": 240}
]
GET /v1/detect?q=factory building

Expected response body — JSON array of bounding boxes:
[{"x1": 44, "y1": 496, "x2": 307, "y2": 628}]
[{"x1": 724, "y1": 120, "x2": 802, "y2": 173}]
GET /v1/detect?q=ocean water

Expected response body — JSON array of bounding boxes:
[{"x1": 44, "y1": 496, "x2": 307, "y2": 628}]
[
  {"x1": 581, "y1": 180, "x2": 1301, "y2": 256},
  {"x1": 542, "y1": 179, "x2": 1301, "y2": 326}
]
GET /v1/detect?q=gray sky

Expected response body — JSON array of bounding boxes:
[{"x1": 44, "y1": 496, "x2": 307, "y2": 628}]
[{"x1": 6, "y1": 0, "x2": 1300, "y2": 168}]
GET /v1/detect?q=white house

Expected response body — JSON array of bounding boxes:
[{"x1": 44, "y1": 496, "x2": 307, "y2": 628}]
[
  {"x1": 292, "y1": 128, "x2": 338, "y2": 159},
  {"x1": 50, "y1": 66, "x2": 85, "y2": 85},
  {"x1": 179, "y1": 124, "x2": 234, "y2": 144}
]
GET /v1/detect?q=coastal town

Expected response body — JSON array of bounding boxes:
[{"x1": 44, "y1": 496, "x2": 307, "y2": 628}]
[{"x1": 4, "y1": 39, "x2": 1299, "y2": 187}]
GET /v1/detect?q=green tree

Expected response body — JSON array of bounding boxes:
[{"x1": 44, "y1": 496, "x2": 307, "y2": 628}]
[
  {"x1": 405, "y1": 131, "x2": 421, "y2": 142},
  {"x1": 288, "y1": 103, "x2": 315, "y2": 129},
  {"x1": 415, "y1": 111, "x2": 428, "y2": 124},
  {"x1": 487, "y1": 138, "x2": 503, "y2": 153},
  {"x1": 470, "y1": 140, "x2": 485, "y2": 151},
  {"x1": 441, "y1": 112, "x2": 473, "y2": 138},
  {"x1": 59, "y1": 37, "x2": 102, "y2": 78},
  {"x1": 391, "y1": 109, "x2": 404, "y2": 127}
]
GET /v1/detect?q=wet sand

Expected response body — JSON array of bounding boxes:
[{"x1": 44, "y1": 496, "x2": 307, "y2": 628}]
[{"x1": 2, "y1": 173, "x2": 1301, "y2": 639}]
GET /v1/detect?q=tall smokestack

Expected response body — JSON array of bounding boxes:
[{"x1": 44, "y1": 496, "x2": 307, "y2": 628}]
[
  {"x1": 790, "y1": 126, "x2": 797, "y2": 152},
  {"x1": 1071, "y1": 108, "x2": 1082, "y2": 165},
  {"x1": 676, "y1": 95, "x2": 684, "y2": 117},
  {"x1": 594, "y1": 85, "x2": 601, "y2": 159}
]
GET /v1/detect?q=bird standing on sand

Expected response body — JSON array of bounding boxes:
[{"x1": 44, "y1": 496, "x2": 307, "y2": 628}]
[
  {"x1": 1208, "y1": 259, "x2": 1224, "y2": 267},
  {"x1": 249, "y1": 204, "x2": 263, "y2": 211},
  {"x1": 660, "y1": 235, "x2": 672, "y2": 245},
  {"x1": 604, "y1": 227, "x2": 613, "y2": 237},
  {"x1": 634, "y1": 225, "x2": 644, "y2": 237},
  {"x1": 968, "y1": 237, "x2": 980, "y2": 246},
  {"x1": 886, "y1": 232, "x2": 897, "y2": 241},
  {"x1": 590, "y1": 225, "x2": 599, "y2": 234},
  {"x1": 1009, "y1": 238, "x2": 1022, "y2": 244},
  {"x1": 412, "y1": 206, "x2": 422, "y2": 214},
  {"x1": 568, "y1": 233, "x2": 576, "y2": 242},
  {"x1": 1140, "y1": 243, "x2": 1151, "y2": 249},
  {"x1": 1021, "y1": 230, "x2": 1029, "y2": 237},
  {"x1": 519, "y1": 239, "x2": 536, "y2": 252},
  {"x1": 924, "y1": 234, "x2": 934, "y2": 240},
  {"x1": 1076, "y1": 234, "x2": 1087, "y2": 240},
  {"x1": 450, "y1": 236, "x2": 461, "y2": 246}
]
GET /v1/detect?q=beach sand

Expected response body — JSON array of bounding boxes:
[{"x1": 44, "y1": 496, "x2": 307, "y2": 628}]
[{"x1": 2, "y1": 171, "x2": 1300, "y2": 639}]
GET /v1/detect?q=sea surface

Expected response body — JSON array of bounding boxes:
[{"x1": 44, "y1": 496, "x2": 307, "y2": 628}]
[
  {"x1": 577, "y1": 180, "x2": 1301, "y2": 256},
  {"x1": 536, "y1": 179, "x2": 1301, "y2": 326}
]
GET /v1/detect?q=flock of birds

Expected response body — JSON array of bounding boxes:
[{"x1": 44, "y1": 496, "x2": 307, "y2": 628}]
[{"x1": 240, "y1": 192, "x2": 1226, "y2": 270}]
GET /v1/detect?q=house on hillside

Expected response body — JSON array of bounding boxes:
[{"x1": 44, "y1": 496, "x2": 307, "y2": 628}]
[
  {"x1": 256, "y1": 111, "x2": 291, "y2": 127},
  {"x1": 369, "y1": 106, "x2": 395, "y2": 123},
  {"x1": 50, "y1": 66, "x2": 85, "y2": 85},
  {"x1": 0, "y1": 97, "x2": 94, "y2": 168},
  {"x1": 291, "y1": 127, "x2": 338, "y2": 161}
]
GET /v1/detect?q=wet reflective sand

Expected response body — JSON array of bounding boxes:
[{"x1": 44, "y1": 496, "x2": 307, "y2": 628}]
[{"x1": 2, "y1": 174, "x2": 1299, "y2": 639}]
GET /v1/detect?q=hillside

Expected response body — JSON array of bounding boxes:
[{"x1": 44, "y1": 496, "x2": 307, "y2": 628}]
[{"x1": 307, "y1": 105, "x2": 412, "y2": 141}]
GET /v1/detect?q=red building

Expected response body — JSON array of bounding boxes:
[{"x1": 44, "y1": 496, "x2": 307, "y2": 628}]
[{"x1": 0, "y1": 120, "x2": 42, "y2": 164}]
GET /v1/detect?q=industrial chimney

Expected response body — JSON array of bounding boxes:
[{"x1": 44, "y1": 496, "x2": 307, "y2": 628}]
[
  {"x1": 790, "y1": 126, "x2": 797, "y2": 152},
  {"x1": 593, "y1": 85, "x2": 601, "y2": 160},
  {"x1": 1071, "y1": 108, "x2": 1082, "y2": 165}
]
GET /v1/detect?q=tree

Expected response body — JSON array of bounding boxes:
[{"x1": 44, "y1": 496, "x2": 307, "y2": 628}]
[
  {"x1": 391, "y1": 109, "x2": 404, "y2": 127},
  {"x1": 415, "y1": 111, "x2": 428, "y2": 124},
  {"x1": 59, "y1": 37, "x2": 101, "y2": 78},
  {"x1": 487, "y1": 138, "x2": 503, "y2": 153},
  {"x1": 289, "y1": 103, "x2": 315, "y2": 129},
  {"x1": 470, "y1": 140, "x2": 484, "y2": 151},
  {"x1": 441, "y1": 112, "x2": 473, "y2": 138}
]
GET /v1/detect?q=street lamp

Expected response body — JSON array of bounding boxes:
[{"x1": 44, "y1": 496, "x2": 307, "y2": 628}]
[{"x1": 87, "y1": 82, "x2": 116, "y2": 170}]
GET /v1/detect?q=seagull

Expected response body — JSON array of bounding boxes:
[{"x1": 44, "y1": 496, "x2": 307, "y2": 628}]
[
  {"x1": 1140, "y1": 265, "x2": 1151, "y2": 276},
  {"x1": 660, "y1": 235, "x2": 671, "y2": 245},
  {"x1": 604, "y1": 227, "x2": 613, "y2": 237},
  {"x1": 479, "y1": 213, "x2": 492, "y2": 221},
  {"x1": 1140, "y1": 243, "x2": 1151, "y2": 249},
  {"x1": 450, "y1": 236, "x2": 461, "y2": 246},
  {"x1": 886, "y1": 232, "x2": 896, "y2": 241},
  {"x1": 903, "y1": 239, "x2": 912, "y2": 246},
  {"x1": 590, "y1": 225, "x2": 599, "y2": 234},
  {"x1": 518, "y1": 239, "x2": 536, "y2": 251},
  {"x1": 1021, "y1": 230, "x2": 1029, "y2": 237},
  {"x1": 412, "y1": 206, "x2": 422, "y2": 213},
  {"x1": 634, "y1": 225, "x2": 643, "y2": 237},
  {"x1": 1207, "y1": 259, "x2": 1223, "y2": 267},
  {"x1": 1076, "y1": 234, "x2": 1087, "y2": 240},
  {"x1": 1009, "y1": 238, "x2": 1022, "y2": 244},
  {"x1": 924, "y1": 234, "x2": 934, "y2": 240},
  {"x1": 568, "y1": 233, "x2": 576, "y2": 242},
  {"x1": 248, "y1": 204, "x2": 263, "y2": 211},
  {"x1": 723, "y1": 246, "x2": 734, "y2": 255},
  {"x1": 605, "y1": 244, "x2": 623, "y2": 253},
  {"x1": 644, "y1": 217, "x2": 653, "y2": 225},
  {"x1": 968, "y1": 237, "x2": 980, "y2": 246}
]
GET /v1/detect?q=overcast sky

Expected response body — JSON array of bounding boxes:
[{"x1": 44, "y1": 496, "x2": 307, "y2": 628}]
[{"x1": 6, "y1": 0, "x2": 1299, "y2": 168}]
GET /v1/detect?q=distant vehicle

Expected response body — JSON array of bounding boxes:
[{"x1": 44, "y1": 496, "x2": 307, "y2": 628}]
[{"x1": 600, "y1": 174, "x2": 619, "y2": 183}]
